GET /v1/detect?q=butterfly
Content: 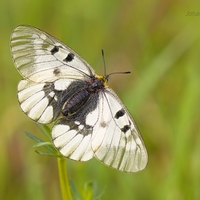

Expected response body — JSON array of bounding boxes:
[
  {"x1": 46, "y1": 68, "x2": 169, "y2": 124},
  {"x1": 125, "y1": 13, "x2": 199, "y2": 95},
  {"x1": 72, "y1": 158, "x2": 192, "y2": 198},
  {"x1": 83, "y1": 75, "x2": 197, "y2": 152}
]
[{"x1": 10, "y1": 25, "x2": 148, "y2": 172}]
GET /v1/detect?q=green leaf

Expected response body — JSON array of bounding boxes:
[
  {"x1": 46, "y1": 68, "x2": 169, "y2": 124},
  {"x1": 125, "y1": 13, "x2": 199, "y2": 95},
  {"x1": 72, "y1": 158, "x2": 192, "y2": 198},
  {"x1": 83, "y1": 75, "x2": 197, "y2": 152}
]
[
  {"x1": 35, "y1": 123, "x2": 52, "y2": 140},
  {"x1": 25, "y1": 131, "x2": 45, "y2": 143},
  {"x1": 70, "y1": 180, "x2": 81, "y2": 200},
  {"x1": 25, "y1": 125, "x2": 62, "y2": 158},
  {"x1": 83, "y1": 182, "x2": 95, "y2": 200}
]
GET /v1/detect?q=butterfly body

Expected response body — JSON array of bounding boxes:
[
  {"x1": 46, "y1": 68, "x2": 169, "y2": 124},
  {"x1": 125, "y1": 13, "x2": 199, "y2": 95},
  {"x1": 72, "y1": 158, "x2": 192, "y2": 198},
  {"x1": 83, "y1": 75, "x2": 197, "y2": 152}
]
[
  {"x1": 10, "y1": 25, "x2": 148, "y2": 172},
  {"x1": 61, "y1": 75, "x2": 105, "y2": 117}
]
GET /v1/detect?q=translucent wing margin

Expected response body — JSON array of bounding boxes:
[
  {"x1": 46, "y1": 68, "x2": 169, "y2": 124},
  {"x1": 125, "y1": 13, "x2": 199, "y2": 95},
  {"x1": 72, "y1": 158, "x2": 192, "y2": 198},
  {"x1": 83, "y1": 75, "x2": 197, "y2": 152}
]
[
  {"x1": 10, "y1": 25, "x2": 94, "y2": 83},
  {"x1": 92, "y1": 89, "x2": 148, "y2": 172}
]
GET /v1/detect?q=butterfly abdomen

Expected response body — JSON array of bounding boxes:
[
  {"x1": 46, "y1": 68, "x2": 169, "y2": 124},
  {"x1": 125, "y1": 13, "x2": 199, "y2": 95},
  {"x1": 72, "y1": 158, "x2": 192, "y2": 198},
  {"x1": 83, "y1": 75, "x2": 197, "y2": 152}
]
[
  {"x1": 62, "y1": 89, "x2": 91, "y2": 116},
  {"x1": 61, "y1": 77, "x2": 106, "y2": 117}
]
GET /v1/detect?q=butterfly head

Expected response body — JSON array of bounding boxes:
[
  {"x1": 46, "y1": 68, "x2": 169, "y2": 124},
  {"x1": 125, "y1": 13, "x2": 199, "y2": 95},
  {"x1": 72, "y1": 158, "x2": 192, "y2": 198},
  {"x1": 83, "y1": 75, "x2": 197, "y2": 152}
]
[{"x1": 93, "y1": 75, "x2": 108, "y2": 88}]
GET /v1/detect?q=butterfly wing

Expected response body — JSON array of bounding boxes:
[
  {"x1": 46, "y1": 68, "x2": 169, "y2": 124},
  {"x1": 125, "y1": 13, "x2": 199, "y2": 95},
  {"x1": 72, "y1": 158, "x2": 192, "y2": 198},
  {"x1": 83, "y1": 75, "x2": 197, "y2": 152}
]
[
  {"x1": 10, "y1": 25, "x2": 94, "y2": 83},
  {"x1": 10, "y1": 25, "x2": 96, "y2": 124},
  {"x1": 52, "y1": 118, "x2": 95, "y2": 161},
  {"x1": 91, "y1": 88, "x2": 148, "y2": 172},
  {"x1": 51, "y1": 90, "x2": 100, "y2": 161},
  {"x1": 51, "y1": 87, "x2": 148, "y2": 172},
  {"x1": 17, "y1": 79, "x2": 59, "y2": 123}
]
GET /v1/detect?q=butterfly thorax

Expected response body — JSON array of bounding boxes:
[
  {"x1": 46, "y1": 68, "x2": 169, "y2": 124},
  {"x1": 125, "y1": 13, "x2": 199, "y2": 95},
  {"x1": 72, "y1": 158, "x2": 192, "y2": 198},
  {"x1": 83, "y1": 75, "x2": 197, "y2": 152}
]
[{"x1": 61, "y1": 75, "x2": 107, "y2": 117}]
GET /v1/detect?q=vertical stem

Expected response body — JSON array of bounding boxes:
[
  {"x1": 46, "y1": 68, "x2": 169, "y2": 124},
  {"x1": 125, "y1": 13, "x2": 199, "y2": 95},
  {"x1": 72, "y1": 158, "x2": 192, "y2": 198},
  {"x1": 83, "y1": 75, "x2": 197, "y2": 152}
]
[{"x1": 57, "y1": 157, "x2": 72, "y2": 200}]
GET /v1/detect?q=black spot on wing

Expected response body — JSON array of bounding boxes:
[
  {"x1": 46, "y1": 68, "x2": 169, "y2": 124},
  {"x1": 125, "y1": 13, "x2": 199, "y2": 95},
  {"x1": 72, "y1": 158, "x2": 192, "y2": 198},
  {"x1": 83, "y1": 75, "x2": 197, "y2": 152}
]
[
  {"x1": 51, "y1": 46, "x2": 59, "y2": 55},
  {"x1": 121, "y1": 125, "x2": 130, "y2": 133},
  {"x1": 115, "y1": 109, "x2": 125, "y2": 119},
  {"x1": 53, "y1": 68, "x2": 61, "y2": 75},
  {"x1": 63, "y1": 53, "x2": 75, "y2": 62}
]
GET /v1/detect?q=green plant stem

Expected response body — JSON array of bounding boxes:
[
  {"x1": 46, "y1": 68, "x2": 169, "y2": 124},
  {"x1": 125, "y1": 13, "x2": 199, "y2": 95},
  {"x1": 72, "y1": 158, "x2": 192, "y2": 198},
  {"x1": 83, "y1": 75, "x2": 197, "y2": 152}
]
[{"x1": 57, "y1": 157, "x2": 72, "y2": 200}]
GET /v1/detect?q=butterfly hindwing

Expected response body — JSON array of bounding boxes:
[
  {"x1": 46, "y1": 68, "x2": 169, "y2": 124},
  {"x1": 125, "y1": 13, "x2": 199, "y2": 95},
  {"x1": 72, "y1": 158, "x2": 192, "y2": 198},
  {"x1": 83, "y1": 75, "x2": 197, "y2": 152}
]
[
  {"x1": 17, "y1": 79, "x2": 60, "y2": 123},
  {"x1": 52, "y1": 119, "x2": 94, "y2": 161},
  {"x1": 52, "y1": 86, "x2": 100, "y2": 161}
]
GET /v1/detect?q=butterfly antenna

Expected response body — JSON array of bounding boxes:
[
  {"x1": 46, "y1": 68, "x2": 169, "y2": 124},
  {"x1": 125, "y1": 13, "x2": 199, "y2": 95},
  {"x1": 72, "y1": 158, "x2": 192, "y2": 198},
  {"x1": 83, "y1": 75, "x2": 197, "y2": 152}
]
[
  {"x1": 101, "y1": 49, "x2": 131, "y2": 81},
  {"x1": 101, "y1": 49, "x2": 107, "y2": 77}
]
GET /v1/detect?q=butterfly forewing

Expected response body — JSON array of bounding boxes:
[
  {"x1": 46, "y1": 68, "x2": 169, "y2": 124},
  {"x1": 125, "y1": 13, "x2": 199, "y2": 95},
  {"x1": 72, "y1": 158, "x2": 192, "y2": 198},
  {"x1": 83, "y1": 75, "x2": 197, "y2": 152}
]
[
  {"x1": 11, "y1": 25, "x2": 148, "y2": 172},
  {"x1": 10, "y1": 25, "x2": 94, "y2": 82},
  {"x1": 91, "y1": 89, "x2": 148, "y2": 172}
]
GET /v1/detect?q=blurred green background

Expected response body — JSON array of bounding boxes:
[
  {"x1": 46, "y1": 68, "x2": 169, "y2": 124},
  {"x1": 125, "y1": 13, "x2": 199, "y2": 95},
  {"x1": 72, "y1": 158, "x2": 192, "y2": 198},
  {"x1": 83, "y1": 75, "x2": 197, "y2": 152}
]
[{"x1": 1, "y1": 0, "x2": 200, "y2": 199}]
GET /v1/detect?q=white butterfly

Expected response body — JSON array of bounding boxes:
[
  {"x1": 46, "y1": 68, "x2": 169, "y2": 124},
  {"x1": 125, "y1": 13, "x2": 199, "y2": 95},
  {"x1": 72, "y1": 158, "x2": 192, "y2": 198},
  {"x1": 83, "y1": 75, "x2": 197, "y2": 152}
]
[{"x1": 10, "y1": 25, "x2": 148, "y2": 172}]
